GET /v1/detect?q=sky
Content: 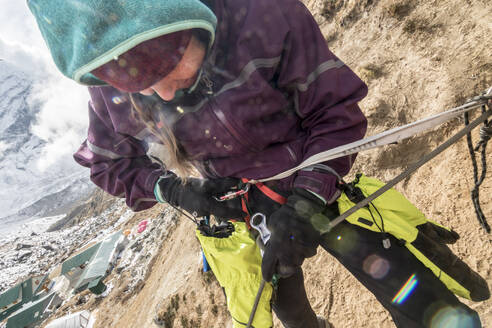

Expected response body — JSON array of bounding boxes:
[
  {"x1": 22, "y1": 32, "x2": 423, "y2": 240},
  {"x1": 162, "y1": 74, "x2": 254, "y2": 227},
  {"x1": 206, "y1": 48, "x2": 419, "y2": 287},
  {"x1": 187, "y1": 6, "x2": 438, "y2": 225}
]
[{"x1": 0, "y1": 0, "x2": 90, "y2": 171}]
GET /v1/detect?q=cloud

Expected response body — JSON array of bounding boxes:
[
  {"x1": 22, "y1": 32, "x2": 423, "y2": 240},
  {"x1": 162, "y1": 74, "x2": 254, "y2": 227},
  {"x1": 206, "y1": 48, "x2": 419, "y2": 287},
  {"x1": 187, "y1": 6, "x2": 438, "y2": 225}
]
[
  {"x1": 0, "y1": 38, "x2": 52, "y2": 79},
  {"x1": 29, "y1": 78, "x2": 90, "y2": 172},
  {"x1": 0, "y1": 141, "x2": 10, "y2": 153},
  {"x1": 35, "y1": 127, "x2": 86, "y2": 171},
  {"x1": 0, "y1": 37, "x2": 92, "y2": 173},
  {"x1": 0, "y1": 0, "x2": 52, "y2": 75},
  {"x1": 0, "y1": 1, "x2": 38, "y2": 40},
  {"x1": 0, "y1": 0, "x2": 92, "y2": 172}
]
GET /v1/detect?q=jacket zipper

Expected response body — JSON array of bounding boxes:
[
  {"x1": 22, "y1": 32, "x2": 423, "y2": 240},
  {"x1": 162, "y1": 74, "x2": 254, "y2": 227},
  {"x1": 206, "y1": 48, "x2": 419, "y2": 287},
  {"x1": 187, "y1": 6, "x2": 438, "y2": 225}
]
[
  {"x1": 201, "y1": 72, "x2": 260, "y2": 152},
  {"x1": 201, "y1": 74, "x2": 214, "y2": 95}
]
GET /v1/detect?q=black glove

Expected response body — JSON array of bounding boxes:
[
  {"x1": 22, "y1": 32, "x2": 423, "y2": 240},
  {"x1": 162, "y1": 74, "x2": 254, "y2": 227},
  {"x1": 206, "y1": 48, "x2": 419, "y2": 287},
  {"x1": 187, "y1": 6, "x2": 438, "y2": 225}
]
[
  {"x1": 261, "y1": 188, "x2": 326, "y2": 282},
  {"x1": 417, "y1": 222, "x2": 460, "y2": 244},
  {"x1": 156, "y1": 172, "x2": 245, "y2": 220}
]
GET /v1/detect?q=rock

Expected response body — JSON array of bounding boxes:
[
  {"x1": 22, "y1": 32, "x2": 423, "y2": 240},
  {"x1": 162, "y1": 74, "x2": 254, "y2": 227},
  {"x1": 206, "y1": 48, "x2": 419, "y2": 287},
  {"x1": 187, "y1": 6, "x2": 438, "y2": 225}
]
[
  {"x1": 16, "y1": 243, "x2": 34, "y2": 250},
  {"x1": 76, "y1": 295, "x2": 87, "y2": 305},
  {"x1": 17, "y1": 250, "x2": 32, "y2": 262},
  {"x1": 29, "y1": 268, "x2": 39, "y2": 275},
  {"x1": 134, "y1": 243, "x2": 143, "y2": 252},
  {"x1": 42, "y1": 244, "x2": 56, "y2": 252},
  {"x1": 130, "y1": 240, "x2": 143, "y2": 252}
]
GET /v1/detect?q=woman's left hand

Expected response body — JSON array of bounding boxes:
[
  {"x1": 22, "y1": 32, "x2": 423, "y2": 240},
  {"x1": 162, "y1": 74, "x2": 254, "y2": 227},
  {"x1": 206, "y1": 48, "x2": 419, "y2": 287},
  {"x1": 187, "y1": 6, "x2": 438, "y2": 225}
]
[
  {"x1": 156, "y1": 173, "x2": 245, "y2": 220},
  {"x1": 261, "y1": 188, "x2": 326, "y2": 282}
]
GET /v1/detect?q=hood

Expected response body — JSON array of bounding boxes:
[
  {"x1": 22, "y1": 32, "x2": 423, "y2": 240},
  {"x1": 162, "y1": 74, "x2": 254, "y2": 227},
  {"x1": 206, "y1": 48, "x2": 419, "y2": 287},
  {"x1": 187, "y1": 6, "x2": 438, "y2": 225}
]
[{"x1": 27, "y1": 0, "x2": 217, "y2": 86}]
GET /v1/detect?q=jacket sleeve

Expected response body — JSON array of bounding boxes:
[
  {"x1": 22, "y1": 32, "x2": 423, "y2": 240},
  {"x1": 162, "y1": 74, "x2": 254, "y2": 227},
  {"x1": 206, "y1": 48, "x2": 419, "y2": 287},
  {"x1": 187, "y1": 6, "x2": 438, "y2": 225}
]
[
  {"x1": 276, "y1": 0, "x2": 368, "y2": 204},
  {"x1": 73, "y1": 87, "x2": 165, "y2": 211}
]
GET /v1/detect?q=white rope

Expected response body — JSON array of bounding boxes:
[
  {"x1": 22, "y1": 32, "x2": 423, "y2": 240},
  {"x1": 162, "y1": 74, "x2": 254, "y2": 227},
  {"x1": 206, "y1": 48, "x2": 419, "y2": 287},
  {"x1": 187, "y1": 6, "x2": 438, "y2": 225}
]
[{"x1": 252, "y1": 88, "x2": 492, "y2": 183}]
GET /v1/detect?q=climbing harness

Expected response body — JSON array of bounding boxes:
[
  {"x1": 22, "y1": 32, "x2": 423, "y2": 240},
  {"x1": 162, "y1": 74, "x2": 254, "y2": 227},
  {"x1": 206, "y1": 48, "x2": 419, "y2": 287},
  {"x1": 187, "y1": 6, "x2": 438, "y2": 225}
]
[{"x1": 192, "y1": 182, "x2": 284, "y2": 328}]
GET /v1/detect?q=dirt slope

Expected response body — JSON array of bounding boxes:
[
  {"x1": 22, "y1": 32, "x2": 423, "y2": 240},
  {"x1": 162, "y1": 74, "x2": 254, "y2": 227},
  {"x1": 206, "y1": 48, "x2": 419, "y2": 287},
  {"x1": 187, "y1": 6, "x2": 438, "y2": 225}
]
[
  {"x1": 71, "y1": 0, "x2": 491, "y2": 327},
  {"x1": 301, "y1": 0, "x2": 492, "y2": 326}
]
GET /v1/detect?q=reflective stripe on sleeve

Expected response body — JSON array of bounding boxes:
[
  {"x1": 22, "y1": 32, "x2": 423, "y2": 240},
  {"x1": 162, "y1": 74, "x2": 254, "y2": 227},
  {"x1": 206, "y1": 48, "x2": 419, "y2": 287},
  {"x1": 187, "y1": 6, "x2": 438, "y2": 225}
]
[
  {"x1": 217, "y1": 57, "x2": 281, "y2": 96},
  {"x1": 87, "y1": 141, "x2": 125, "y2": 160},
  {"x1": 296, "y1": 59, "x2": 345, "y2": 92},
  {"x1": 131, "y1": 198, "x2": 158, "y2": 211}
]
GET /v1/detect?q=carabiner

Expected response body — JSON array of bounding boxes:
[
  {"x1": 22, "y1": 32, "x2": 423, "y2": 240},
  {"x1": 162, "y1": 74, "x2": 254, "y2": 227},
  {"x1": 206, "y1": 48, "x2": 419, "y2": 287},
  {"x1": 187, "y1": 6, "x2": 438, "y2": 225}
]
[
  {"x1": 214, "y1": 182, "x2": 251, "y2": 202},
  {"x1": 250, "y1": 213, "x2": 271, "y2": 245}
]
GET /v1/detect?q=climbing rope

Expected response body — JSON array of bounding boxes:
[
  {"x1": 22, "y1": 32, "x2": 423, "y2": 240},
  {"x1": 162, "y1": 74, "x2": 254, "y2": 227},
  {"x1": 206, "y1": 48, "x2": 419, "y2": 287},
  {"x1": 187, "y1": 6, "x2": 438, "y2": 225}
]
[
  {"x1": 315, "y1": 108, "x2": 492, "y2": 234},
  {"x1": 307, "y1": 88, "x2": 492, "y2": 234},
  {"x1": 464, "y1": 96, "x2": 491, "y2": 233},
  {"x1": 252, "y1": 91, "x2": 491, "y2": 184}
]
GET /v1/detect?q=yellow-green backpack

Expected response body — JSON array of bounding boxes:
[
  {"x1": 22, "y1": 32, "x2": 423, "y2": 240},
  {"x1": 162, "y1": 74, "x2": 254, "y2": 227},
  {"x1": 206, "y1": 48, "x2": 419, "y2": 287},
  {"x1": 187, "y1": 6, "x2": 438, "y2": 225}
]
[{"x1": 337, "y1": 174, "x2": 489, "y2": 301}]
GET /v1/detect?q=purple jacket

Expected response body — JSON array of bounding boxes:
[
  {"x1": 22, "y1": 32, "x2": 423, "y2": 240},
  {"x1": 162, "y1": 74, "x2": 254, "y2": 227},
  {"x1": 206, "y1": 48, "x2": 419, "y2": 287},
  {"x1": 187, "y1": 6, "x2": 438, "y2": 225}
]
[{"x1": 74, "y1": 0, "x2": 368, "y2": 211}]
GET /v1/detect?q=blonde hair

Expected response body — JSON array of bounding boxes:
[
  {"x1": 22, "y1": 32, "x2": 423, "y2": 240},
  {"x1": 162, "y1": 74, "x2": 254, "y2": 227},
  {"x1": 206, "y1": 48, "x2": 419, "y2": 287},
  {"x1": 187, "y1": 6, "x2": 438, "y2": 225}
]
[
  {"x1": 129, "y1": 93, "x2": 194, "y2": 178},
  {"x1": 126, "y1": 29, "x2": 209, "y2": 178}
]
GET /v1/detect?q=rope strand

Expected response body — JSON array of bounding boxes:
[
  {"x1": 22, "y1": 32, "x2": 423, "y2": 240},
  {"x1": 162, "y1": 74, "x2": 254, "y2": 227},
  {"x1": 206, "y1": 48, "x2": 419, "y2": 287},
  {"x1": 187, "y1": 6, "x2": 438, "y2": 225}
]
[{"x1": 464, "y1": 104, "x2": 491, "y2": 233}]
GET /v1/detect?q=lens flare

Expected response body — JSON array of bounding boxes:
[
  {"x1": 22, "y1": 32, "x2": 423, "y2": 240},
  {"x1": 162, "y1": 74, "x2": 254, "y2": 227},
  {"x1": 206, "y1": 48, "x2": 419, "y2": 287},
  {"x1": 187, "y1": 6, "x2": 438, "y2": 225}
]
[
  {"x1": 112, "y1": 96, "x2": 126, "y2": 105},
  {"x1": 363, "y1": 254, "x2": 390, "y2": 279},
  {"x1": 322, "y1": 225, "x2": 359, "y2": 255},
  {"x1": 392, "y1": 273, "x2": 418, "y2": 304},
  {"x1": 429, "y1": 306, "x2": 478, "y2": 328},
  {"x1": 118, "y1": 58, "x2": 128, "y2": 67}
]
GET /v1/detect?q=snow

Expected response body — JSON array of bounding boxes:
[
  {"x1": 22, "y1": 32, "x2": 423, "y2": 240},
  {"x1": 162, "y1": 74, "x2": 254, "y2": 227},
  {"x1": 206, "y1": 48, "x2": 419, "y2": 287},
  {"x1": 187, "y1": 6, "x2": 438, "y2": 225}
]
[
  {"x1": 0, "y1": 141, "x2": 9, "y2": 152},
  {"x1": 0, "y1": 199, "x2": 128, "y2": 293},
  {"x1": 0, "y1": 59, "x2": 93, "y2": 221}
]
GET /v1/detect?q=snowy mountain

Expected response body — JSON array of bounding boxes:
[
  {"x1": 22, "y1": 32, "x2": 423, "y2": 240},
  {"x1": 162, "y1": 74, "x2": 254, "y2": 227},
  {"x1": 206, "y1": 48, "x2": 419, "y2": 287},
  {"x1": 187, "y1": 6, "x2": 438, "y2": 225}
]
[{"x1": 0, "y1": 60, "x2": 93, "y2": 230}]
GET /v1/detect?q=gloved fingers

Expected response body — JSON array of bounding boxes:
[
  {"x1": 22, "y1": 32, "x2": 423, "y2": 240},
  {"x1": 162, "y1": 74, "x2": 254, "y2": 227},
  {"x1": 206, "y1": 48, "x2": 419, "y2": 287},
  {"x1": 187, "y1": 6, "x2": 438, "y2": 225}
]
[
  {"x1": 269, "y1": 233, "x2": 311, "y2": 265},
  {"x1": 209, "y1": 198, "x2": 246, "y2": 219},
  {"x1": 322, "y1": 202, "x2": 340, "y2": 219},
  {"x1": 202, "y1": 177, "x2": 242, "y2": 193},
  {"x1": 261, "y1": 243, "x2": 278, "y2": 282},
  {"x1": 419, "y1": 222, "x2": 460, "y2": 244},
  {"x1": 262, "y1": 236, "x2": 315, "y2": 281},
  {"x1": 290, "y1": 223, "x2": 322, "y2": 246},
  {"x1": 289, "y1": 197, "x2": 320, "y2": 219},
  {"x1": 431, "y1": 223, "x2": 460, "y2": 244},
  {"x1": 270, "y1": 219, "x2": 320, "y2": 248},
  {"x1": 279, "y1": 240, "x2": 317, "y2": 262},
  {"x1": 276, "y1": 264, "x2": 298, "y2": 278},
  {"x1": 300, "y1": 243, "x2": 318, "y2": 258},
  {"x1": 277, "y1": 249, "x2": 305, "y2": 267}
]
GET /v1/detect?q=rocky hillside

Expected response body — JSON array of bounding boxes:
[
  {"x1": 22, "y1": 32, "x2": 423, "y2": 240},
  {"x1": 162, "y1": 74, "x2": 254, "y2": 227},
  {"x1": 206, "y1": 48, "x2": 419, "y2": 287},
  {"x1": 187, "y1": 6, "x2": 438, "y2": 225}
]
[{"x1": 38, "y1": 0, "x2": 492, "y2": 327}]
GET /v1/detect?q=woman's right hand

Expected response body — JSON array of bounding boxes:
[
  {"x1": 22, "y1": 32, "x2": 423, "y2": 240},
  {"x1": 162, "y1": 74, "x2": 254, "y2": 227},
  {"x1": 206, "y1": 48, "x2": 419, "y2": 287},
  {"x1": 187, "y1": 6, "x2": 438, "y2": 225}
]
[{"x1": 155, "y1": 173, "x2": 245, "y2": 220}]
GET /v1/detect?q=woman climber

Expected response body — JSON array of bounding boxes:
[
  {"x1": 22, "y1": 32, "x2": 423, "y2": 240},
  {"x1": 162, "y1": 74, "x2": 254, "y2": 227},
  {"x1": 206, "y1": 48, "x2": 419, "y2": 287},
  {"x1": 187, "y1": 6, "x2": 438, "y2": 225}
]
[{"x1": 28, "y1": 0, "x2": 488, "y2": 327}]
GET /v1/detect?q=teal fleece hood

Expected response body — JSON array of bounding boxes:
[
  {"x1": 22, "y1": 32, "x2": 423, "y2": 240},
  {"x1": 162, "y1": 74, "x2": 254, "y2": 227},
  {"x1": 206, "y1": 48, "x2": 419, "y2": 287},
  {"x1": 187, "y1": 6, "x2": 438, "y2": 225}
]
[{"x1": 27, "y1": 0, "x2": 217, "y2": 86}]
